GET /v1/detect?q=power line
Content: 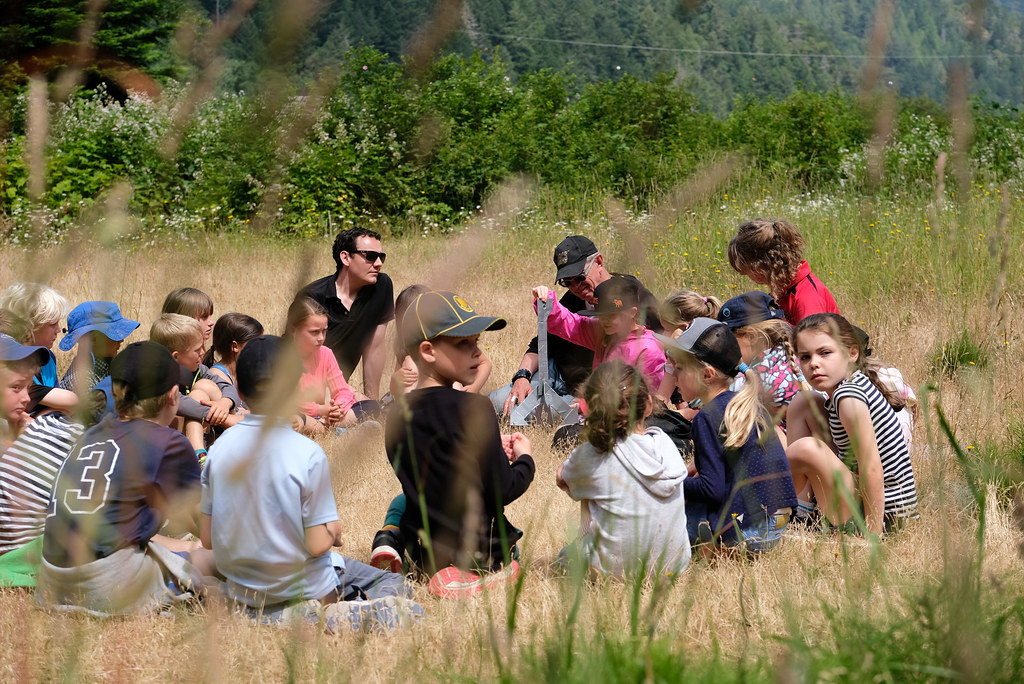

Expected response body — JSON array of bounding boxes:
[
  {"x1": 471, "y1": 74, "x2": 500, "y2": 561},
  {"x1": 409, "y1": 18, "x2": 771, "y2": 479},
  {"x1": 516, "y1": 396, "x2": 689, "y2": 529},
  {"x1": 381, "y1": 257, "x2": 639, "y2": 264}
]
[{"x1": 463, "y1": 29, "x2": 1002, "y2": 61}]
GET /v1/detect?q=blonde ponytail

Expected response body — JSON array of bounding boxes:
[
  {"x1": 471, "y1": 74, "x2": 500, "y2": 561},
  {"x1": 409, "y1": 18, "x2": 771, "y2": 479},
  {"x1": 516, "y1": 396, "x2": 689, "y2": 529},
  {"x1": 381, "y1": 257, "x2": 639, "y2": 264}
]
[{"x1": 722, "y1": 367, "x2": 769, "y2": 448}]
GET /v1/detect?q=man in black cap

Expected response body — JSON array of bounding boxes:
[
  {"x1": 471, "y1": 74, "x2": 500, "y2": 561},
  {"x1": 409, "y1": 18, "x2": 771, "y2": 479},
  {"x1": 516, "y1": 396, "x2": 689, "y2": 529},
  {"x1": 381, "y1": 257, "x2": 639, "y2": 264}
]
[{"x1": 491, "y1": 235, "x2": 660, "y2": 417}]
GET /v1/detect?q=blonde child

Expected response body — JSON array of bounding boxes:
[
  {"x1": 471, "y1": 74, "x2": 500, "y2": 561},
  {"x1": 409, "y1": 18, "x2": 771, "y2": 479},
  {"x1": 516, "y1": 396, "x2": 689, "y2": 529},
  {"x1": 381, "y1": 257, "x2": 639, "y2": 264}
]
[
  {"x1": 162, "y1": 287, "x2": 215, "y2": 343},
  {"x1": 786, "y1": 313, "x2": 918, "y2": 535},
  {"x1": 149, "y1": 314, "x2": 242, "y2": 458},
  {"x1": 656, "y1": 290, "x2": 721, "y2": 406},
  {"x1": 555, "y1": 361, "x2": 690, "y2": 579},
  {"x1": 727, "y1": 218, "x2": 839, "y2": 324},
  {"x1": 532, "y1": 275, "x2": 664, "y2": 392},
  {"x1": 0, "y1": 283, "x2": 68, "y2": 387},
  {"x1": 203, "y1": 313, "x2": 264, "y2": 389},
  {"x1": 657, "y1": 319, "x2": 797, "y2": 552},
  {"x1": 718, "y1": 291, "x2": 807, "y2": 443},
  {"x1": 0, "y1": 297, "x2": 78, "y2": 415},
  {"x1": 389, "y1": 284, "x2": 493, "y2": 398},
  {"x1": 285, "y1": 297, "x2": 364, "y2": 434}
]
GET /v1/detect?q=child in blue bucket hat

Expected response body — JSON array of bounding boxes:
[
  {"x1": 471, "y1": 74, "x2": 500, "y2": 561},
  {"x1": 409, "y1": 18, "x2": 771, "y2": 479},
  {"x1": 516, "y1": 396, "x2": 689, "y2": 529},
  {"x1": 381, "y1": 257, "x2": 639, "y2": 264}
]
[{"x1": 58, "y1": 302, "x2": 140, "y2": 394}]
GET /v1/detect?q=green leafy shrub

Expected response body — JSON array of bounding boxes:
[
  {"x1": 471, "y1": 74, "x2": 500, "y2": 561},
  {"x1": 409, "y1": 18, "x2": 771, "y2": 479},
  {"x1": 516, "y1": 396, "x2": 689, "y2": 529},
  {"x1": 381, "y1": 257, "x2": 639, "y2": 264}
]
[{"x1": 728, "y1": 89, "x2": 870, "y2": 186}]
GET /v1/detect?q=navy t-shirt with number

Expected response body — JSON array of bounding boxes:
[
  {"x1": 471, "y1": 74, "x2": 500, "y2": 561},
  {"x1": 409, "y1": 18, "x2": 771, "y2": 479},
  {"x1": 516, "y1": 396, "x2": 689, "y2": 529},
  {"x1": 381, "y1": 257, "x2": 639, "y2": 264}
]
[{"x1": 42, "y1": 415, "x2": 200, "y2": 568}]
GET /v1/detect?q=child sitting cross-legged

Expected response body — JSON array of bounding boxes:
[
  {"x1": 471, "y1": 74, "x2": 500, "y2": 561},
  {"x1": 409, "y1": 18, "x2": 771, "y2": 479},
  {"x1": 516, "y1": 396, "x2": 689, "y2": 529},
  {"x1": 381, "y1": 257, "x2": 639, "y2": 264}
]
[
  {"x1": 36, "y1": 342, "x2": 213, "y2": 615},
  {"x1": 149, "y1": 314, "x2": 242, "y2": 462},
  {"x1": 200, "y1": 335, "x2": 423, "y2": 632},
  {"x1": 786, "y1": 314, "x2": 918, "y2": 535},
  {"x1": 0, "y1": 333, "x2": 107, "y2": 587},
  {"x1": 285, "y1": 297, "x2": 369, "y2": 435},
  {"x1": 657, "y1": 319, "x2": 798, "y2": 554},
  {"x1": 370, "y1": 290, "x2": 535, "y2": 599},
  {"x1": 555, "y1": 361, "x2": 691, "y2": 580}
]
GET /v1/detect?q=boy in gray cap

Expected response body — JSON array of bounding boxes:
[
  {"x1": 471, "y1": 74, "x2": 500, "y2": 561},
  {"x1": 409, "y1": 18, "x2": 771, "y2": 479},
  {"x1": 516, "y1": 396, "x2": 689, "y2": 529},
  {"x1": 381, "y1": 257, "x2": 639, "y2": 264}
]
[{"x1": 372, "y1": 291, "x2": 535, "y2": 598}]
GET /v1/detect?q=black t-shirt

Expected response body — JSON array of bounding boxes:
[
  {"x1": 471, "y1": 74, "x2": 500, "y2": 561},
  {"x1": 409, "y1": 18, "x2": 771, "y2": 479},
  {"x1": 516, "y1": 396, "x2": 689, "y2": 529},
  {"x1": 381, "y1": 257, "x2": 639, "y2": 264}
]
[
  {"x1": 525, "y1": 274, "x2": 661, "y2": 395},
  {"x1": 385, "y1": 387, "x2": 535, "y2": 573},
  {"x1": 303, "y1": 272, "x2": 396, "y2": 378},
  {"x1": 43, "y1": 416, "x2": 201, "y2": 568}
]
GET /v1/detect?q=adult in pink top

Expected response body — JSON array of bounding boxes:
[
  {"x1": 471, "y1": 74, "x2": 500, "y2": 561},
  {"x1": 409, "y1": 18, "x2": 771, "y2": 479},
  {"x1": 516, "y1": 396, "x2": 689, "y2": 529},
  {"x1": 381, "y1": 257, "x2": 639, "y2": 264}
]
[
  {"x1": 532, "y1": 276, "x2": 664, "y2": 392},
  {"x1": 776, "y1": 260, "x2": 840, "y2": 325}
]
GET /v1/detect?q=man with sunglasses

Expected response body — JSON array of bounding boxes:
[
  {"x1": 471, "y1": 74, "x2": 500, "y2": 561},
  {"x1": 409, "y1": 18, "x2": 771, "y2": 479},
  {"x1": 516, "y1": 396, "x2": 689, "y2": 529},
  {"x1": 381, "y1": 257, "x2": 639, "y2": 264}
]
[
  {"x1": 303, "y1": 228, "x2": 394, "y2": 400},
  {"x1": 491, "y1": 235, "x2": 660, "y2": 418}
]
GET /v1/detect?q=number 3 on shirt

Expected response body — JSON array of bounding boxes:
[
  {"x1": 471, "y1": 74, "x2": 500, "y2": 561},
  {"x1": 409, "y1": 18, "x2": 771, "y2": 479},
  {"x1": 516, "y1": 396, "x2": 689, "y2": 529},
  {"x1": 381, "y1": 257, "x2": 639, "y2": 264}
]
[{"x1": 59, "y1": 440, "x2": 121, "y2": 516}]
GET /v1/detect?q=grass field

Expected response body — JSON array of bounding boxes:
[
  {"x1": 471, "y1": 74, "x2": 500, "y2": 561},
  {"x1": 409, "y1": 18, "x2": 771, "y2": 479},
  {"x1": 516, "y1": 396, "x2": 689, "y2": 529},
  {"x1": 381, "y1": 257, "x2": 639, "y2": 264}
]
[{"x1": 1, "y1": 180, "x2": 1023, "y2": 682}]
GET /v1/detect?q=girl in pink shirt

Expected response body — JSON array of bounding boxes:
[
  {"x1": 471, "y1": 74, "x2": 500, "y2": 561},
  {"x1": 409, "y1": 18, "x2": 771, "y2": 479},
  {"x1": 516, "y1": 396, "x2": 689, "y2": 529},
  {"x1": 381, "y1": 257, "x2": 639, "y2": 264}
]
[
  {"x1": 531, "y1": 275, "x2": 664, "y2": 392},
  {"x1": 286, "y1": 297, "x2": 362, "y2": 434}
]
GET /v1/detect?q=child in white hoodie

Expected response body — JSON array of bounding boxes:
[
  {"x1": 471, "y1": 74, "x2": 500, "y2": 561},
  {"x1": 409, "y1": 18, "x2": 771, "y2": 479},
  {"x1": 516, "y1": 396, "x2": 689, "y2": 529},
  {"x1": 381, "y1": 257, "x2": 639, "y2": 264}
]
[{"x1": 556, "y1": 361, "x2": 690, "y2": 579}]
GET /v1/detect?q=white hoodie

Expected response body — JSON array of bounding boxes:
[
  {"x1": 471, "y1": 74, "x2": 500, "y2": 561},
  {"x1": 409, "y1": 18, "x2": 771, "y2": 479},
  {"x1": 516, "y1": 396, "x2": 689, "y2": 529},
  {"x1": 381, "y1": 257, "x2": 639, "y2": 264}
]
[{"x1": 561, "y1": 427, "x2": 691, "y2": 578}]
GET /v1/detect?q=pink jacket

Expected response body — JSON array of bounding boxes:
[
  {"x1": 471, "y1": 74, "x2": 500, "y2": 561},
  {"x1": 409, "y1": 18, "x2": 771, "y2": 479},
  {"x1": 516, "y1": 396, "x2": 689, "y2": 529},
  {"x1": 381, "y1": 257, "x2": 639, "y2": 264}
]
[
  {"x1": 298, "y1": 345, "x2": 357, "y2": 417},
  {"x1": 535, "y1": 292, "x2": 665, "y2": 391}
]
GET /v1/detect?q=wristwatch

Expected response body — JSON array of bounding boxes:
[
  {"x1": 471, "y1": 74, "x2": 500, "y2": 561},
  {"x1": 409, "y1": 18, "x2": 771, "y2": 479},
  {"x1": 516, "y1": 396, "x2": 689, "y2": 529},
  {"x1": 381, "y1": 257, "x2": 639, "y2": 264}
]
[{"x1": 511, "y1": 369, "x2": 533, "y2": 384}]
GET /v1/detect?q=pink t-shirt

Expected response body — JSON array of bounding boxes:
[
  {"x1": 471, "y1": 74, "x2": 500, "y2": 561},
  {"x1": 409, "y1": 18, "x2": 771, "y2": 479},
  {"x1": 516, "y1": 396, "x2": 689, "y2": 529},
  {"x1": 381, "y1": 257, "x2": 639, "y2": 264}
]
[
  {"x1": 298, "y1": 345, "x2": 357, "y2": 418},
  {"x1": 536, "y1": 293, "x2": 665, "y2": 391},
  {"x1": 776, "y1": 260, "x2": 840, "y2": 324}
]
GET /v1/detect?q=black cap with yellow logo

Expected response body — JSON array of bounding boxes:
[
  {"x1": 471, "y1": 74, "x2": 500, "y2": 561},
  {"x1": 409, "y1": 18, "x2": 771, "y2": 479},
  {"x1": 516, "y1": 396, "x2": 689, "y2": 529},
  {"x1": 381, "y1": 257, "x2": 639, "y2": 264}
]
[{"x1": 402, "y1": 291, "x2": 507, "y2": 350}]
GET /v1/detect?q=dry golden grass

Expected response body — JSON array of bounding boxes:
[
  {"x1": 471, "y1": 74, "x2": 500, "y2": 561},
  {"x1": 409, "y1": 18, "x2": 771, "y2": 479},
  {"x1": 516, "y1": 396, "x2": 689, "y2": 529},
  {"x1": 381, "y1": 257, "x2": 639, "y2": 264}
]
[{"x1": 0, "y1": 222, "x2": 1021, "y2": 682}]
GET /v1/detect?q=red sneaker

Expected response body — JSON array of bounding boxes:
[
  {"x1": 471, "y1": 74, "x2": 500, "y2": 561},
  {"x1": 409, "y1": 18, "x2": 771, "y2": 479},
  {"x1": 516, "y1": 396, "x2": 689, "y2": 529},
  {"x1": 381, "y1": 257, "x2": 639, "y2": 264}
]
[{"x1": 427, "y1": 561, "x2": 521, "y2": 599}]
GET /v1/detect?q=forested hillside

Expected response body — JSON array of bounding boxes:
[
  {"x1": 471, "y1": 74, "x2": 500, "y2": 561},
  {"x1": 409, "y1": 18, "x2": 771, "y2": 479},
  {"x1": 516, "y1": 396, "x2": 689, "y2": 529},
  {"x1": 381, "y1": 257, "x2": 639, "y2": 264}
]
[{"x1": 196, "y1": 0, "x2": 1024, "y2": 113}]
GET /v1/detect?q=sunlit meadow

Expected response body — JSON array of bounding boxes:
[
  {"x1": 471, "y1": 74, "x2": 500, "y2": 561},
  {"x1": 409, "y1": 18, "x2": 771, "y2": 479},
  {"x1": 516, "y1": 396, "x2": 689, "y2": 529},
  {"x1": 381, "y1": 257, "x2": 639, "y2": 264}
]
[{"x1": 0, "y1": 175, "x2": 1021, "y2": 681}]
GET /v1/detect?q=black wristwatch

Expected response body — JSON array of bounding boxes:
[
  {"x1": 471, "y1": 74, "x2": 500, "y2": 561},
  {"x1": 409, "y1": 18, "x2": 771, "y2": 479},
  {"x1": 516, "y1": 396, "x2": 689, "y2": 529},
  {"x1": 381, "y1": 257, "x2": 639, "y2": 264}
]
[{"x1": 511, "y1": 369, "x2": 533, "y2": 384}]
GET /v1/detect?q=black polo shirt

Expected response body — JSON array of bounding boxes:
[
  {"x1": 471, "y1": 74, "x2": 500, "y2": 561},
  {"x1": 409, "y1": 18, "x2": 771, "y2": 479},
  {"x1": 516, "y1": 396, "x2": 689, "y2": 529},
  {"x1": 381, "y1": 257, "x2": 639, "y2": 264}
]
[{"x1": 302, "y1": 272, "x2": 395, "y2": 378}]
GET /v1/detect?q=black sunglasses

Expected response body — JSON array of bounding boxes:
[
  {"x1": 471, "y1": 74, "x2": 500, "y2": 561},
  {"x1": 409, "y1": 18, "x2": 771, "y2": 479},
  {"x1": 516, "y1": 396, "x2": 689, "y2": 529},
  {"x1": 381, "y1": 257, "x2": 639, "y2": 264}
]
[{"x1": 350, "y1": 249, "x2": 386, "y2": 264}]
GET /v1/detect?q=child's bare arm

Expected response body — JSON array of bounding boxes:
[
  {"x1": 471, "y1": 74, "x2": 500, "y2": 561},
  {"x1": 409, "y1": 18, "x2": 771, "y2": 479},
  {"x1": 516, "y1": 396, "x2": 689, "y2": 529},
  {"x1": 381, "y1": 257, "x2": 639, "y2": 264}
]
[
  {"x1": 305, "y1": 520, "x2": 343, "y2": 557},
  {"x1": 837, "y1": 398, "x2": 885, "y2": 534},
  {"x1": 200, "y1": 513, "x2": 213, "y2": 549},
  {"x1": 37, "y1": 387, "x2": 79, "y2": 412}
]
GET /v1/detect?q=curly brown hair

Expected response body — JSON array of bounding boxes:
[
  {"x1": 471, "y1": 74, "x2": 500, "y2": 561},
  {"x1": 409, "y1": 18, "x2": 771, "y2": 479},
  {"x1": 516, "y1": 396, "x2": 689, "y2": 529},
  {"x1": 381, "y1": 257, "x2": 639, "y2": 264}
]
[
  {"x1": 582, "y1": 361, "x2": 651, "y2": 453},
  {"x1": 727, "y1": 218, "x2": 806, "y2": 298}
]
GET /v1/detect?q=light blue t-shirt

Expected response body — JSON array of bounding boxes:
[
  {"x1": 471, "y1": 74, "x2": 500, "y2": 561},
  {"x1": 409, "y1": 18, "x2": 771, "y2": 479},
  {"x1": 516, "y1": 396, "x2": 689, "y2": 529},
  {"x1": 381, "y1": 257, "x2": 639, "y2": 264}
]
[{"x1": 201, "y1": 414, "x2": 339, "y2": 606}]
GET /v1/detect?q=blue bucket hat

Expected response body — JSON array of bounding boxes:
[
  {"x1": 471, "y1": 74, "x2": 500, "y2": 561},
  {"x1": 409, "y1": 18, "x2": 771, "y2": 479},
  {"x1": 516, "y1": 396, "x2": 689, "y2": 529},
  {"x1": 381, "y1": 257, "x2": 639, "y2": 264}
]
[
  {"x1": 58, "y1": 301, "x2": 140, "y2": 352},
  {"x1": 718, "y1": 291, "x2": 787, "y2": 329},
  {"x1": 0, "y1": 333, "x2": 49, "y2": 367}
]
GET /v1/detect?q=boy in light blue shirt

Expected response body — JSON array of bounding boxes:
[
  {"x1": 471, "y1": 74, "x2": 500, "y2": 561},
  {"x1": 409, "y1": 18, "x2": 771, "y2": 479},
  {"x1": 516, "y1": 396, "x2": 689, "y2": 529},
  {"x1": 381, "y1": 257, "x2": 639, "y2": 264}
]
[{"x1": 200, "y1": 335, "x2": 421, "y2": 631}]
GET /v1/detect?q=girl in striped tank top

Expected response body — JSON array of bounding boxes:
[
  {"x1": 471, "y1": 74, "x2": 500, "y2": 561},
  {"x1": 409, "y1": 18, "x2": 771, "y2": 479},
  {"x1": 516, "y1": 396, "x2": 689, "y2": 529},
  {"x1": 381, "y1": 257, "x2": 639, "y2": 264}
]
[{"x1": 787, "y1": 313, "x2": 918, "y2": 535}]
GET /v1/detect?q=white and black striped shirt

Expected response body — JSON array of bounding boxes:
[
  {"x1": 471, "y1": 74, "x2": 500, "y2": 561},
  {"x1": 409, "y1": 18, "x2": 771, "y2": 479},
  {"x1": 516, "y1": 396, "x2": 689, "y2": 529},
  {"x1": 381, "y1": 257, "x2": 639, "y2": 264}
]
[
  {"x1": 0, "y1": 413, "x2": 83, "y2": 554},
  {"x1": 826, "y1": 371, "x2": 918, "y2": 518}
]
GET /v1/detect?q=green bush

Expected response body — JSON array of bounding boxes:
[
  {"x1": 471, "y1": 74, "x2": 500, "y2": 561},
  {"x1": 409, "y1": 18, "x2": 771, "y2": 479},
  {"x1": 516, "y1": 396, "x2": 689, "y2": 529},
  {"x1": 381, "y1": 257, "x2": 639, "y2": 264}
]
[
  {"x1": 9, "y1": 45, "x2": 1024, "y2": 240},
  {"x1": 930, "y1": 330, "x2": 989, "y2": 377}
]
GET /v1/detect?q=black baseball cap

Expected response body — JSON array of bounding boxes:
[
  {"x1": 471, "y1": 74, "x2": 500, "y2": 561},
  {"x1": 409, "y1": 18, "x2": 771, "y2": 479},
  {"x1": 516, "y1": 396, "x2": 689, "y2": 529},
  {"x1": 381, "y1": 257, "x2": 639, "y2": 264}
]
[
  {"x1": 654, "y1": 318, "x2": 743, "y2": 377},
  {"x1": 718, "y1": 291, "x2": 787, "y2": 329},
  {"x1": 553, "y1": 235, "x2": 599, "y2": 281},
  {"x1": 109, "y1": 341, "x2": 181, "y2": 400},
  {"x1": 581, "y1": 275, "x2": 640, "y2": 317},
  {"x1": 236, "y1": 335, "x2": 302, "y2": 399},
  {"x1": 403, "y1": 291, "x2": 506, "y2": 350}
]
